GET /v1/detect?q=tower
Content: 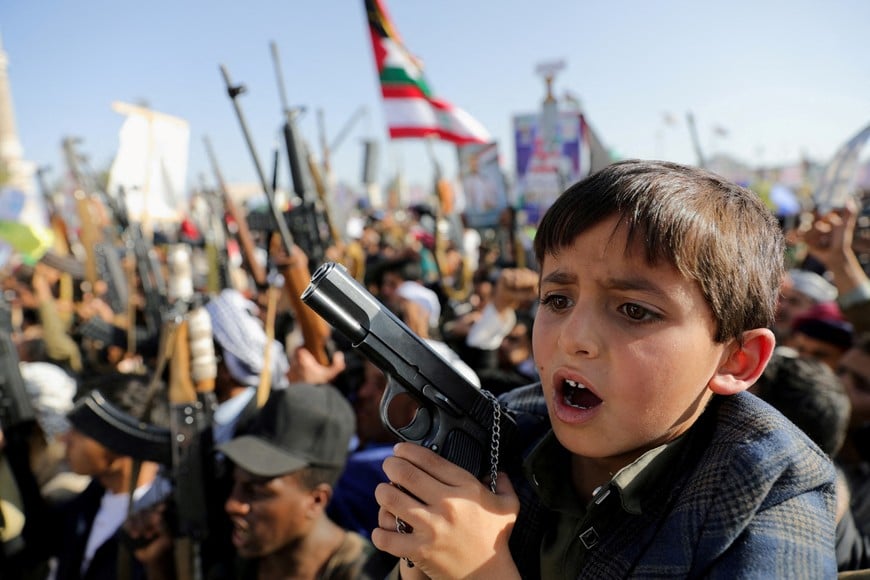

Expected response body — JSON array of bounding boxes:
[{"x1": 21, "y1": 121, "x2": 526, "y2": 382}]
[
  {"x1": 0, "y1": 34, "x2": 35, "y2": 193},
  {"x1": 534, "y1": 60, "x2": 565, "y2": 155}
]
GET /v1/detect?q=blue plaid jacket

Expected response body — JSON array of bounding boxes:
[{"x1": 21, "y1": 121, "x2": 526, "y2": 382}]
[{"x1": 501, "y1": 386, "x2": 838, "y2": 579}]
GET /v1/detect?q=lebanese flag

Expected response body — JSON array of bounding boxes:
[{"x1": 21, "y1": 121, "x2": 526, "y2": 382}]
[{"x1": 365, "y1": 0, "x2": 491, "y2": 145}]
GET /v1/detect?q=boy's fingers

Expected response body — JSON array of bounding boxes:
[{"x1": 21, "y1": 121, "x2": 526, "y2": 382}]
[
  {"x1": 377, "y1": 507, "x2": 397, "y2": 531},
  {"x1": 371, "y1": 507, "x2": 421, "y2": 563},
  {"x1": 390, "y1": 442, "x2": 477, "y2": 488},
  {"x1": 381, "y1": 455, "x2": 447, "y2": 506},
  {"x1": 371, "y1": 526, "x2": 415, "y2": 561},
  {"x1": 374, "y1": 480, "x2": 424, "y2": 526}
]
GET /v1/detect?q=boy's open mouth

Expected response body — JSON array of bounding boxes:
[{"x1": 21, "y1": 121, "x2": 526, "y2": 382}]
[{"x1": 563, "y1": 379, "x2": 602, "y2": 410}]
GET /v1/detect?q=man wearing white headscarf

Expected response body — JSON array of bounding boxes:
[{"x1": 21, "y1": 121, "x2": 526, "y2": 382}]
[{"x1": 205, "y1": 289, "x2": 292, "y2": 445}]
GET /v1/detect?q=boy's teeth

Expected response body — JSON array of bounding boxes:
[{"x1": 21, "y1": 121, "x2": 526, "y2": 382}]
[{"x1": 563, "y1": 378, "x2": 601, "y2": 409}]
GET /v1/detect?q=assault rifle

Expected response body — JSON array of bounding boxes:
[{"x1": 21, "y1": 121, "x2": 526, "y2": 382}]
[
  {"x1": 220, "y1": 63, "x2": 332, "y2": 365},
  {"x1": 63, "y1": 137, "x2": 169, "y2": 337},
  {"x1": 109, "y1": 185, "x2": 167, "y2": 342},
  {"x1": 0, "y1": 295, "x2": 51, "y2": 569},
  {"x1": 269, "y1": 41, "x2": 330, "y2": 270},
  {"x1": 0, "y1": 298, "x2": 35, "y2": 435},
  {"x1": 62, "y1": 138, "x2": 127, "y2": 301}
]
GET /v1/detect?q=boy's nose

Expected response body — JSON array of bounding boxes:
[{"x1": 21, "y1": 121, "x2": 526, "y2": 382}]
[{"x1": 558, "y1": 306, "x2": 599, "y2": 357}]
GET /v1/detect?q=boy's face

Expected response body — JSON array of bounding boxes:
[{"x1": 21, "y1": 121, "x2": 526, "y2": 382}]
[{"x1": 533, "y1": 215, "x2": 733, "y2": 474}]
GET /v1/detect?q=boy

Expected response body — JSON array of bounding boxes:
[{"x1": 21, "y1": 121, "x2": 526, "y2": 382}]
[{"x1": 371, "y1": 160, "x2": 838, "y2": 578}]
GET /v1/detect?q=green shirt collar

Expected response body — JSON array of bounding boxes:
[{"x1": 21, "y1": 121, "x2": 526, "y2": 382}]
[{"x1": 525, "y1": 429, "x2": 690, "y2": 516}]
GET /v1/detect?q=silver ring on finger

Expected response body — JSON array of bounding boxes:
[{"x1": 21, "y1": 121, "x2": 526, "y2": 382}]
[
  {"x1": 395, "y1": 517, "x2": 415, "y2": 567},
  {"x1": 396, "y1": 516, "x2": 412, "y2": 534}
]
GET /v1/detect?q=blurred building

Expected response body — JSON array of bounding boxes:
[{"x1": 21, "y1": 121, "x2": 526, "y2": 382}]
[{"x1": 0, "y1": 34, "x2": 35, "y2": 194}]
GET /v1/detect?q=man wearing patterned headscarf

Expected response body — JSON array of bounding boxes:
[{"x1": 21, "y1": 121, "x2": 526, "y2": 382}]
[{"x1": 204, "y1": 289, "x2": 292, "y2": 445}]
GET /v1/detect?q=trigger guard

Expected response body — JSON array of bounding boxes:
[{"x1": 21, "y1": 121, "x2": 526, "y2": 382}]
[
  {"x1": 380, "y1": 377, "x2": 432, "y2": 443},
  {"x1": 397, "y1": 407, "x2": 431, "y2": 441}
]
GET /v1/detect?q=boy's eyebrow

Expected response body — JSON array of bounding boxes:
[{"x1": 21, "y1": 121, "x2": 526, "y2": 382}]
[
  {"x1": 603, "y1": 275, "x2": 670, "y2": 297},
  {"x1": 541, "y1": 269, "x2": 670, "y2": 299},
  {"x1": 540, "y1": 270, "x2": 577, "y2": 286}
]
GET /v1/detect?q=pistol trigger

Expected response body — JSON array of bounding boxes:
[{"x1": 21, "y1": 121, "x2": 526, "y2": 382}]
[{"x1": 398, "y1": 406, "x2": 431, "y2": 441}]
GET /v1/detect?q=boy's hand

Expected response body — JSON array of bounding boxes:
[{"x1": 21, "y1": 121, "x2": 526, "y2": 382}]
[{"x1": 372, "y1": 442, "x2": 521, "y2": 580}]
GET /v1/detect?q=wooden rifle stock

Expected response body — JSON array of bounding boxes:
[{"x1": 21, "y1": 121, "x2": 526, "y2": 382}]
[
  {"x1": 37, "y1": 167, "x2": 76, "y2": 321},
  {"x1": 203, "y1": 136, "x2": 267, "y2": 289},
  {"x1": 74, "y1": 191, "x2": 103, "y2": 289},
  {"x1": 168, "y1": 319, "x2": 197, "y2": 414},
  {"x1": 273, "y1": 237, "x2": 331, "y2": 366},
  {"x1": 256, "y1": 282, "x2": 281, "y2": 407}
]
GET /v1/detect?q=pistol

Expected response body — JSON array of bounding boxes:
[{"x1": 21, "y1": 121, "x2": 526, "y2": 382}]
[{"x1": 301, "y1": 262, "x2": 516, "y2": 480}]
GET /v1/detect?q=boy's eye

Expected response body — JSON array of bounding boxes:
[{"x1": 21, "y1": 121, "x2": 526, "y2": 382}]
[
  {"x1": 540, "y1": 293, "x2": 571, "y2": 311},
  {"x1": 619, "y1": 303, "x2": 654, "y2": 321}
]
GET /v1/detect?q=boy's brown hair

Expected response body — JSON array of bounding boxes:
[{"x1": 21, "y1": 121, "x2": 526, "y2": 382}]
[{"x1": 534, "y1": 159, "x2": 784, "y2": 343}]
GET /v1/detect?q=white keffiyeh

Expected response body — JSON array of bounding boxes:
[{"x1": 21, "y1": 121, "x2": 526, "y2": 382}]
[{"x1": 205, "y1": 289, "x2": 289, "y2": 389}]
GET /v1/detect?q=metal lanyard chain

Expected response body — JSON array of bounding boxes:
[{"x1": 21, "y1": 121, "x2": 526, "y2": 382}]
[
  {"x1": 482, "y1": 389, "x2": 501, "y2": 494},
  {"x1": 399, "y1": 390, "x2": 502, "y2": 571}
]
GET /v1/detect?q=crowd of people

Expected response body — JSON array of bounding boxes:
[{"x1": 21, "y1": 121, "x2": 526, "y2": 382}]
[{"x1": 0, "y1": 158, "x2": 869, "y2": 578}]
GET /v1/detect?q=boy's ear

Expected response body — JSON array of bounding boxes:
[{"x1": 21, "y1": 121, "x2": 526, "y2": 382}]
[{"x1": 709, "y1": 328, "x2": 776, "y2": 396}]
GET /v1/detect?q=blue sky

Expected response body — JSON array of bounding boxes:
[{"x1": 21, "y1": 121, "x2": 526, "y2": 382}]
[{"x1": 1, "y1": 0, "x2": 868, "y2": 194}]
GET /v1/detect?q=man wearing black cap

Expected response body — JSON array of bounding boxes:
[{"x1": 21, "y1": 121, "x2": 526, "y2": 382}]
[
  {"x1": 218, "y1": 384, "x2": 384, "y2": 579},
  {"x1": 129, "y1": 384, "x2": 387, "y2": 580},
  {"x1": 53, "y1": 372, "x2": 169, "y2": 580}
]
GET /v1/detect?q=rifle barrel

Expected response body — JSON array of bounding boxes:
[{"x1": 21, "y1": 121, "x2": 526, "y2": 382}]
[{"x1": 219, "y1": 64, "x2": 296, "y2": 255}]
